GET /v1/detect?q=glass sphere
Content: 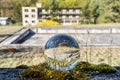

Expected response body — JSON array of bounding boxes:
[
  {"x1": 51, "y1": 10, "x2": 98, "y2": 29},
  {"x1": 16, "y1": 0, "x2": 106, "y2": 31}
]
[{"x1": 44, "y1": 34, "x2": 80, "y2": 71}]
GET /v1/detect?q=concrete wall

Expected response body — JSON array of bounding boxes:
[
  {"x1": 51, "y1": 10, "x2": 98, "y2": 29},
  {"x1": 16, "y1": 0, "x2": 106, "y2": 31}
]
[
  {"x1": 31, "y1": 27, "x2": 120, "y2": 34},
  {"x1": 11, "y1": 29, "x2": 34, "y2": 44},
  {"x1": 2, "y1": 27, "x2": 120, "y2": 48}
]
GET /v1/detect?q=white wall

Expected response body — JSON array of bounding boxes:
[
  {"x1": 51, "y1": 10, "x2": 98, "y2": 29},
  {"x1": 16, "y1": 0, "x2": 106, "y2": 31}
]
[
  {"x1": 22, "y1": 7, "x2": 38, "y2": 26},
  {"x1": 0, "y1": 20, "x2": 8, "y2": 25}
]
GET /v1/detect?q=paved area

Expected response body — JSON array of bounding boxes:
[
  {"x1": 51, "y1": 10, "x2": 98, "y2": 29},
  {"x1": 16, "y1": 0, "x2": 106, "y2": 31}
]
[
  {"x1": 1, "y1": 27, "x2": 120, "y2": 47},
  {"x1": 22, "y1": 33, "x2": 120, "y2": 47}
]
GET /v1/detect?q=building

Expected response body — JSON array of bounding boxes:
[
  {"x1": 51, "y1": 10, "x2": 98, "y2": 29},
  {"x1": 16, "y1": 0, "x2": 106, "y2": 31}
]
[
  {"x1": 0, "y1": 17, "x2": 11, "y2": 25},
  {"x1": 22, "y1": 3, "x2": 81, "y2": 26}
]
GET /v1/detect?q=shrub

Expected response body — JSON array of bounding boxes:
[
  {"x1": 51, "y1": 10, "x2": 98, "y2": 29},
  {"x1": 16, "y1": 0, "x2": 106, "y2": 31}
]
[
  {"x1": 37, "y1": 20, "x2": 60, "y2": 26},
  {"x1": 72, "y1": 22, "x2": 78, "y2": 26}
]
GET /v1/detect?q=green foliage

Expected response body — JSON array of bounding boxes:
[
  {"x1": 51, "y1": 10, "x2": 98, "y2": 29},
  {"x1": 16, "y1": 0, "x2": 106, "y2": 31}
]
[
  {"x1": 39, "y1": 0, "x2": 87, "y2": 8},
  {"x1": 104, "y1": 0, "x2": 120, "y2": 23},
  {"x1": 13, "y1": 0, "x2": 38, "y2": 22},
  {"x1": 1, "y1": 0, "x2": 120, "y2": 24},
  {"x1": 21, "y1": 62, "x2": 117, "y2": 80},
  {"x1": 82, "y1": 0, "x2": 120, "y2": 24},
  {"x1": 81, "y1": 0, "x2": 101, "y2": 24}
]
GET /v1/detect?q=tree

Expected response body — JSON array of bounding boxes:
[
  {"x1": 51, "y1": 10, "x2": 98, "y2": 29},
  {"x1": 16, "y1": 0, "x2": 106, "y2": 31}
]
[
  {"x1": 96, "y1": 0, "x2": 120, "y2": 23},
  {"x1": 0, "y1": 0, "x2": 14, "y2": 17},
  {"x1": 81, "y1": 0, "x2": 102, "y2": 24},
  {"x1": 49, "y1": 0, "x2": 59, "y2": 20},
  {"x1": 13, "y1": 0, "x2": 38, "y2": 22},
  {"x1": 81, "y1": 0, "x2": 93, "y2": 24},
  {"x1": 93, "y1": 5, "x2": 100, "y2": 24},
  {"x1": 105, "y1": 0, "x2": 120, "y2": 23}
]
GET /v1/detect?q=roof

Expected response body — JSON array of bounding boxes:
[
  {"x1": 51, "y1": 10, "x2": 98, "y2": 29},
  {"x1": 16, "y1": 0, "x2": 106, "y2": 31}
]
[{"x1": 0, "y1": 17, "x2": 10, "y2": 20}]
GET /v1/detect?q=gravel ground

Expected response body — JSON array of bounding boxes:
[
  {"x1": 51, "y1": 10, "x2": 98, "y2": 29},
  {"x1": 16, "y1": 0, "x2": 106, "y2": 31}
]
[{"x1": 0, "y1": 67, "x2": 119, "y2": 80}]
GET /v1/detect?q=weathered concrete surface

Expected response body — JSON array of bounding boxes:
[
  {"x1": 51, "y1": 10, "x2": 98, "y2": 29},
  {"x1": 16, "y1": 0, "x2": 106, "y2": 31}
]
[
  {"x1": 16, "y1": 33, "x2": 120, "y2": 47},
  {"x1": 1, "y1": 27, "x2": 120, "y2": 48},
  {"x1": 32, "y1": 27, "x2": 120, "y2": 34},
  {"x1": 0, "y1": 28, "x2": 32, "y2": 46}
]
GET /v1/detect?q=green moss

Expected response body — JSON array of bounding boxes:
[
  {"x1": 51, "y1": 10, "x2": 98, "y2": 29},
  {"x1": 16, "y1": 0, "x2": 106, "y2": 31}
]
[
  {"x1": 21, "y1": 62, "x2": 117, "y2": 80},
  {"x1": 92, "y1": 63, "x2": 117, "y2": 73},
  {"x1": 16, "y1": 65, "x2": 29, "y2": 69},
  {"x1": 74, "y1": 61, "x2": 93, "y2": 72},
  {"x1": 73, "y1": 62, "x2": 117, "y2": 73},
  {"x1": 0, "y1": 48, "x2": 17, "y2": 53}
]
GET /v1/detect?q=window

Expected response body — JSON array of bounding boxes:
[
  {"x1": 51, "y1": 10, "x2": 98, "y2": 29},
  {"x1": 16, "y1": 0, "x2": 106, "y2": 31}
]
[
  {"x1": 25, "y1": 15, "x2": 29, "y2": 18},
  {"x1": 31, "y1": 9, "x2": 35, "y2": 12},
  {"x1": 32, "y1": 21, "x2": 35, "y2": 23},
  {"x1": 73, "y1": 9, "x2": 75, "y2": 12},
  {"x1": 31, "y1": 15, "x2": 35, "y2": 18},
  {"x1": 66, "y1": 15, "x2": 69, "y2": 18},
  {"x1": 25, "y1": 20, "x2": 28, "y2": 23},
  {"x1": 65, "y1": 21, "x2": 70, "y2": 23},
  {"x1": 25, "y1": 9, "x2": 28, "y2": 12},
  {"x1": 72, "y1": 21, "x2": 76, "y2": 23}
]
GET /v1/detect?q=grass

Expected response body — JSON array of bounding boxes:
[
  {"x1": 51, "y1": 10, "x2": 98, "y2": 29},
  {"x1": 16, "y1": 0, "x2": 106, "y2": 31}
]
[
  {"x1": 0, "y1": 26, "x2": 23, "y2": 35},
  {"x1": 21, "y1": 62, "x2": 117, "y2": 80}
]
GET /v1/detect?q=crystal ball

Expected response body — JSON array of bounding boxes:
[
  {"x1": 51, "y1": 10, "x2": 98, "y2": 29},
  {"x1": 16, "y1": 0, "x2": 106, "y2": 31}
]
[{"x1": 44, "y1": 34, "x2": 80, "y2": 71}]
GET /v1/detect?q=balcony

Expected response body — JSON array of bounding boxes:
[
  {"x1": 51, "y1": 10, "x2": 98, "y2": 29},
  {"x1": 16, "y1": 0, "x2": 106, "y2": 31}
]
[{"x1": 61, "y1": 12, "x2": 80, "y2": 15}]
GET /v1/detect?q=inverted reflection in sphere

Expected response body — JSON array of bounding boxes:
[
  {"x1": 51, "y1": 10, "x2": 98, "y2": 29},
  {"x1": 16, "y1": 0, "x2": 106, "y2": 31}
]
[{"x1": 44, "y1": 34, "x2": 80, "y2": 71}]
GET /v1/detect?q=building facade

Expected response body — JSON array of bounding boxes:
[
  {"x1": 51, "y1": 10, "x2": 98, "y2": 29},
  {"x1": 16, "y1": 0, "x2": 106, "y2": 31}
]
[
  {"x1": 22, "y1": 3, "x2": 81, "y2": 26},
  {"x1": 0, "y1": 17, "x2": 11, "y2": 25}
]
